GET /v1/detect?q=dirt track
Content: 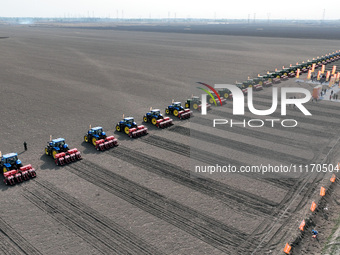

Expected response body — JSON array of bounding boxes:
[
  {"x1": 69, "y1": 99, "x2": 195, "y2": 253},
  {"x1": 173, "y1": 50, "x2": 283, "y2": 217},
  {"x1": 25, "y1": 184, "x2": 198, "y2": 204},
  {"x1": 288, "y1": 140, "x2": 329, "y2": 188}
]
[{"x1": 0, "y1": 24, "x2": 340, "y2": 254}]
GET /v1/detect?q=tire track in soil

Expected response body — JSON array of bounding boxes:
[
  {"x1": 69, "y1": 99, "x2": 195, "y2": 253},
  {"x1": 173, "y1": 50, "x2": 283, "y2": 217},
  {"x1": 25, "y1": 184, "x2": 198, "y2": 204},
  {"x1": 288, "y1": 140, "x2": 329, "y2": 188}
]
[
  {"x1": 165, "y1": 126, "x2": 326, "y2": 253},
  {"x1": 194, "y1": 122, "x2": 311, "y2": 165},
  {"x1": 242, "y1": 135, "x2": 339, "y2": 252},
  {"x1": 194, "y1": 114, "x2": 314, "y2": 149},
  {"x1": 0, "y1": 233, "x2": 24, "y2": 255},
  {"x1": 66, "y1": 160, "x2": 248, "y2": 254},
  {"x1": 106, "y1": 146, "x2": 279, "y2": 217},
  {"x1": 23, "y1": 180, "x2": 161, "y2": 255},
  {"x1": 140, "y1": 135, "x2": 295, "y2": 190},
  {"x1": 169, "y1": 124, "x2": 310, "y2": 165},
  {"x1": 0, "y1": 216, "x2": 42, "y2": 255}
]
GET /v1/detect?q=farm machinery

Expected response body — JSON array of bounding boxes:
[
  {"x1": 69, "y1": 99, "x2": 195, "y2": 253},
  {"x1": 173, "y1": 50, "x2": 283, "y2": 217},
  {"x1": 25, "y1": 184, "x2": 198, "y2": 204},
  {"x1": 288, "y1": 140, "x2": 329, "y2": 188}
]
[
  {"x1": 207, "y1": 93, "x2": 227, "y2": 106},
  {"x1": 1, "y1": 152, "x2": 36, "y2": 186},
  {"x1": 143, "y1": 108, "x2": 173, "y2": 128},
  {"x1": 84, "y1": 126, "x2": 118, "y2": 151},
  {"x1": 253, "y1": 76, "x2": 272, "y2": 87},
  {"x1": 185, "y1": 96, "x2": 212, "y2": 110},
  {"x1": 116, "y1": 116, "x2": 148, "y2": 138},
  {"x1": 263, "y1": 72, "x2": 281, "y2": 84},
  {"x1": 218, "y1": 88, "x2": 233, "y2": 99},
  {"x1": 235, "y1": 83, "x2": 248, "y2": 95},
  {"x1": 243, "y1": 79, "x2": 263, "y2": 91},
  {"x1": 45, "y1": 137, "x2": 82, "y2": 166},
  {"x1": 274, "y1": 69, "x2": 289, "y2": 80},
  {"x1": 165, "y1": 102, "x2": 193, "y2": 119}
]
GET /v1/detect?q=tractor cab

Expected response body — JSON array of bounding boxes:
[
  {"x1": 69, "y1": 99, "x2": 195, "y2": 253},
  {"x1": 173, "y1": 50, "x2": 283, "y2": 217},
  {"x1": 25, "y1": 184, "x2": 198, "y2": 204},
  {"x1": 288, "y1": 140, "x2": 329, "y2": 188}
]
[
  {"x1": 172, "y1": 102, "x2": 182, "y2": 108},
  {"x1": 218, "y1": 88, "x2": 232, "y2": 99},
  {"x1": 1, "y1": 153, "x2": 21, "y2": 172},
  {"x1": 236, "y1": 82, "x2": 246, "y2": 89},
  {"x1": 150, "y1": 109, "x2": 161, "y2": 117},
  {"x1": 121, "y1": 117, "x2": 137, "y2": 128},
  {"x1": 190, "y1": 96, "x2": 200, "y2": 103},
  {"x1": 89, "y1": 127, "x2": 106, "y2": 138},
  {"x1": 50, "y1": 138, "x2": 69, "y2": 151},
  {"x1": 235, "y1": 83, "x2": 248, "y2": 95},
  {"x1": 243, "y1": 80, "x2": 255, "y2": 88}
]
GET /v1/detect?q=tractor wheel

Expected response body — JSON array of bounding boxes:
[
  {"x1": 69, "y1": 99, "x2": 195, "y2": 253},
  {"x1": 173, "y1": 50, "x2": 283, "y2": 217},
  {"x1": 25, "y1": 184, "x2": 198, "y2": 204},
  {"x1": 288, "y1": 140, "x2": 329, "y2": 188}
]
[
  {"x1": 116, "y1": 125, "x2": 121, "y2": 132},
  {"x1": 151, "y1": 118, "x2": 157, "y2": 125},
  {"x1": 84, "y1": 135, "x2": 89, "y2": 143},
  {"x1": 52, "y1": 150, "x2": 58, "y2": 159},
  {"x1": 92, "y1": 137, "x2": 97, "y2": 146},
  {"x1": 185, "y1": 103, "x2": 189, "y2": 108},
  {"x1": 224, "y1": 93, "x2": 229, "y2": 98},
  {"x1": 124, "y1": 126, "x2": 130, "y2": 135},
  {"x1": 209, "y1": 98, "x2": 214, "y2": 104},
  {"x1": 173, "y1": 109, "x2": 179, "y2": 117},
  {"x1": 3, "y1": 167, "x2": 7, "y2": 174},
  {"x1": 193, "y1": 103, "x2": 198, "y2": 110},
  {"x1": 165, "y1": 109, "x2": 170, "y2": 115},
  {"x1": 143, "y1": 116, "x2": 148, "y2": 123},
  {"x1": 45, "y1": 148, "x2": 49, "y2": 155}
]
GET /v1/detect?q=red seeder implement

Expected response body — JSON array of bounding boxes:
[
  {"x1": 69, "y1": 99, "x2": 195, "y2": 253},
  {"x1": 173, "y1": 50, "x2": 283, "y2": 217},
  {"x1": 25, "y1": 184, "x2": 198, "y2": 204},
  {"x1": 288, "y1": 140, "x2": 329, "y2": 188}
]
[
  {"x1": 128, "y1": 125, "x2": 148, "y2": 138},
  {"x1": 55, "y1": 148, "x2": 82, "y2": 166},
  {"x1": 95, "y1": 136, "x2": 118, "y2": 151},
  {"x1": 3, "y1": 164, "x2": 36, "y2": 186},
  {"x1": 178, "y1": 109, "x2": 193, "y2": 119},
  {"x1": 156, "y1": 117, "x2": 173, "y2": 128}
]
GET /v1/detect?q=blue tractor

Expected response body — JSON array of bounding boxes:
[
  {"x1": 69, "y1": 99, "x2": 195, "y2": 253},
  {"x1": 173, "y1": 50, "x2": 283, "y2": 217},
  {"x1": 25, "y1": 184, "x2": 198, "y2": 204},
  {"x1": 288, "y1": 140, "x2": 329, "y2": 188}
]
[
  {"x1": 143, "y1": 109, "x2": 173, "y2": 128},
  {"x1": 45, "y1": 137, "x2": 81, "y2": 165},
  {"x1": 1, "y1": 153, "x2": 22, "y2": 174},
  {"x1": 1, "y1": 152, "x2": 36, "y2": 185},
  {"x1": 45, "y1": 138, "x2": 70, "y2": 159},
  {"x1": 165, "y1": 102, "x2": 192, "y2": 119},
  {"x1": 84, "y1": 127, "x2": 107, "y2": 146},
  {"x1": 116, "y1": 117, "x2": 148, "y2": 138},
  {"x1": 84, "y1": 126, "x2": 118, "y2": 150}
]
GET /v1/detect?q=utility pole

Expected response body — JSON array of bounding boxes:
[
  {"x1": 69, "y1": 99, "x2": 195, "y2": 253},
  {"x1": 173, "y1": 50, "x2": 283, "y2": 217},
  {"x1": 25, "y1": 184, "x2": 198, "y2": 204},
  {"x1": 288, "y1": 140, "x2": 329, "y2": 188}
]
[
  {"x1": 248, "y1": 14, "x2": 250, "y2": 24},
  {"x1": 253, "y1": 13, "x2": 256, "y2": 23},
  {"x1": 322, "y1": 9, "x2": 326, "y2": 22}
]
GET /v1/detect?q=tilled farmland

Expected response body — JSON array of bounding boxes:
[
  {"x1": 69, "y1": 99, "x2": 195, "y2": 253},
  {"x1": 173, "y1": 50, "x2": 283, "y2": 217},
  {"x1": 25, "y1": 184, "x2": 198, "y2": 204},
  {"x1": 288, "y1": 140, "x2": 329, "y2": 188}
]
[{"x1": 0, "y1": 24, "x2": 340, "y2": 255}]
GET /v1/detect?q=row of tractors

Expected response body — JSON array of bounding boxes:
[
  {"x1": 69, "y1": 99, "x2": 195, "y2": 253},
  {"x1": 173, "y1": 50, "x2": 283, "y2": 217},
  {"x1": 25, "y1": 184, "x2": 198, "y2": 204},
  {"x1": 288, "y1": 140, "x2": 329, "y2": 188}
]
[
  {"x1": 2, "y1": 103, "x2": 193, "y2": 186},
  {"x1": 3, "y1": 52, "x2": 340, "y2": 186}
]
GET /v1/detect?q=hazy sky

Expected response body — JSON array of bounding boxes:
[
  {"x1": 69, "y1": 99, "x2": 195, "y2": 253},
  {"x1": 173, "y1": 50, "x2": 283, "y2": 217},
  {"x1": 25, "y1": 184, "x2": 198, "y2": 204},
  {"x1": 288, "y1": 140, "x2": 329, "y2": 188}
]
[{"x1": 1, "y1": 0, "x2": 339, "y2": 20}]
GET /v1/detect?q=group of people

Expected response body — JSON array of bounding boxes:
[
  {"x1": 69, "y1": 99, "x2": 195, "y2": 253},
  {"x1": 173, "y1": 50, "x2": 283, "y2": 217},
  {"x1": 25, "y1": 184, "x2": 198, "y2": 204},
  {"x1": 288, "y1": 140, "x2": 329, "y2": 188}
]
[{"x1": 329, "y1": 90, "x2": 339, "y2": 100}]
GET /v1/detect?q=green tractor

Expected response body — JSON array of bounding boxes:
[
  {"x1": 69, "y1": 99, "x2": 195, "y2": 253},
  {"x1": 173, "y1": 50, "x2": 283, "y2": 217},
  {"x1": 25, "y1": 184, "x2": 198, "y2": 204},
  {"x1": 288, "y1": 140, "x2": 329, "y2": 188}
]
[
  {"x1": 253, "y1": 76, "x2": 272, "y2": 87},
  {"x1": 235, "y1": 82, "x2": 248, "y2": 95},
  {"x1": 217, "y1": 88, "x2": 233, "y2": 99},
  {"x1": 263, "y1": 72, "x2": 281, "y2": 84},
  {"x1": 243, "y1": 79, "x2": 263, "y2": 91},
  {"x1": 185, "y1": 96, "x2": 212, "y2": 111}
]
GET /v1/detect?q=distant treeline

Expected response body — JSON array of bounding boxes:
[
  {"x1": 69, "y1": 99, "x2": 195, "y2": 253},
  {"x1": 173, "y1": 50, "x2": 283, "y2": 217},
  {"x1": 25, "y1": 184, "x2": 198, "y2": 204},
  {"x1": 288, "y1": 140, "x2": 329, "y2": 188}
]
[{"x1": 1, "y1": 17, "x2": 340, "y2": 25}]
